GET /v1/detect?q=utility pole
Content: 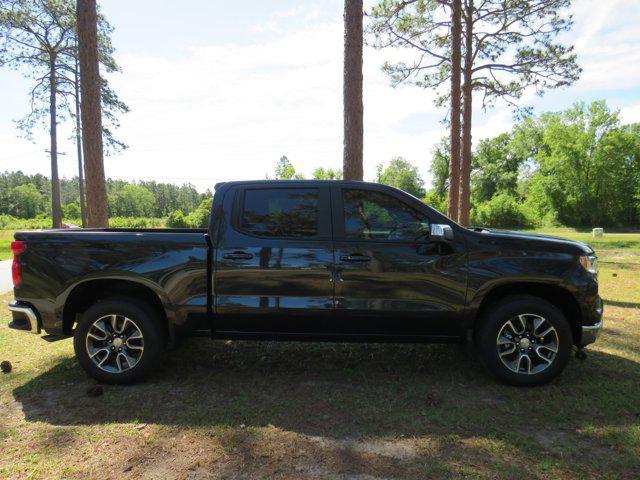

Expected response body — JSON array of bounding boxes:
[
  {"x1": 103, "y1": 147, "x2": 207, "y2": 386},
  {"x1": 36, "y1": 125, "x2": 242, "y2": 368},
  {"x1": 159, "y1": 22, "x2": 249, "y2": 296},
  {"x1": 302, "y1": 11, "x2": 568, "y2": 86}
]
[{"x1": 74, "y1": 53, "x2": 87, "y2": 227}]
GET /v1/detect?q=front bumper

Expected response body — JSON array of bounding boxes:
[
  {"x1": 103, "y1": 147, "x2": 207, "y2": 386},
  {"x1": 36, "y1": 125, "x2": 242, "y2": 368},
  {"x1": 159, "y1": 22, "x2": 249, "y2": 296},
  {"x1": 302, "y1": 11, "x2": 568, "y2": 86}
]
[
  {"x1": 580, "y1": 320, "x2": 602, "y2": 347},
  {"x1": 577, "y1": 293, "x2": 603, "y2": 347},
  {"x1": 8, "y1": 302, "x2": 41, "y2": 334}
]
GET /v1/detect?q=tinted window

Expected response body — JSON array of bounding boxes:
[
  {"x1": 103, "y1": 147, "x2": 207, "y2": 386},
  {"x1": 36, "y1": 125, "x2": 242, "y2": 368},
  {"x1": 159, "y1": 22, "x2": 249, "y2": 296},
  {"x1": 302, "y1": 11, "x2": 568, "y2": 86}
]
[
  {"x1": 343, "y1": 189, "x2": 429, "y2": 241},
  {"x1": 241, "y1": 188, "x2": 319, "y2": 238}
]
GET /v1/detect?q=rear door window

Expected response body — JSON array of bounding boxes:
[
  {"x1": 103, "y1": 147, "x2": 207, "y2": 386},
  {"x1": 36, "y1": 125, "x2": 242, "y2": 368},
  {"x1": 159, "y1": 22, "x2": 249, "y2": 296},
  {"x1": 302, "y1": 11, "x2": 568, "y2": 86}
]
[{"x1": 240, "y1": 188, "x2": 319, "y2": 238}]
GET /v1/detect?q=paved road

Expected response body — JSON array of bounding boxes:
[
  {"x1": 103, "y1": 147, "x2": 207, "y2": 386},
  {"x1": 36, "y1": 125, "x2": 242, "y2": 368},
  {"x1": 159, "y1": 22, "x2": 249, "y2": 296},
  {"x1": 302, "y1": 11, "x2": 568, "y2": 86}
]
[{"x1": 0, "y1": 260, "x2": 13, "y2": 295}]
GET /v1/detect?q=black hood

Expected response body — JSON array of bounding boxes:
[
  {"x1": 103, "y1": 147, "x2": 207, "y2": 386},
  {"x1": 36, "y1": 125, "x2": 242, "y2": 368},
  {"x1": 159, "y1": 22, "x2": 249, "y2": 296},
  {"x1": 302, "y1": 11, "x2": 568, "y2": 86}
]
[{"x1": 470, "y1": 228, "x2": 594, "y2": 255}]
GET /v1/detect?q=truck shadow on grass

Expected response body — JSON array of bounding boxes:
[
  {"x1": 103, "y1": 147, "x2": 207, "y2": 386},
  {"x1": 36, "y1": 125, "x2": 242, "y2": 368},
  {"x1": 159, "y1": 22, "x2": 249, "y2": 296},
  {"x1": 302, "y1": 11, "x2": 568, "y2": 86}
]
[
  {"x1": 12, "y1": 339, "x2": 640, "y2": 441},
  {"x1": 11, "y1": 340, "x2": 640, "y2": 476}
]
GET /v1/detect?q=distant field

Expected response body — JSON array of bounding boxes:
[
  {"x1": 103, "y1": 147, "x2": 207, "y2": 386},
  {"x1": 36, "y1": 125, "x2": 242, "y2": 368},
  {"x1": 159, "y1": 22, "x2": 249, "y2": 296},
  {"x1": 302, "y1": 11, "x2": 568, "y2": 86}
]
[{"x1": 524, "y1": 227, "x2": 640, "y2": 253}]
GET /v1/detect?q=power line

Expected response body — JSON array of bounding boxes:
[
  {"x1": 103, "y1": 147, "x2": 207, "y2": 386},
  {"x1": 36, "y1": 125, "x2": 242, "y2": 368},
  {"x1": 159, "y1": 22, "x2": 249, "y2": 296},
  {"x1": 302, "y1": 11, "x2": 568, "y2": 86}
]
[
  {"x1": 107, "y1": 174, "x2": 221, "y2": 182},
  {"x1": 0, "y1": 150, "x2": 43, "y2": 162}
]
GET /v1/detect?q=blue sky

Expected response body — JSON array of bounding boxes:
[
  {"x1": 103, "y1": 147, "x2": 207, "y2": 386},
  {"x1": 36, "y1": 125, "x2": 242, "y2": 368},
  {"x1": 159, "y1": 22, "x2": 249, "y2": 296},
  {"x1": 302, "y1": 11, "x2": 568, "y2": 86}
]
[{"x1": 1, "y1": 0, "x2": 640, "y2": 191}]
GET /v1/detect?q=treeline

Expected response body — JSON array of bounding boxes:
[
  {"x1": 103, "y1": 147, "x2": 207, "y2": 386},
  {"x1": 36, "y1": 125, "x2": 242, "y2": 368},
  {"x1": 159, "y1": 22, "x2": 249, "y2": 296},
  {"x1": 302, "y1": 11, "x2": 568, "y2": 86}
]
[
  {"x1": 425, "y1": 101, "x2": 640, "y2": 228},
  {"x1": 2, "y1": 101, "x2": 638, "y2": 230},
  {"x1": 0, "y1": 172, "x2": 212, "y2": 220}
]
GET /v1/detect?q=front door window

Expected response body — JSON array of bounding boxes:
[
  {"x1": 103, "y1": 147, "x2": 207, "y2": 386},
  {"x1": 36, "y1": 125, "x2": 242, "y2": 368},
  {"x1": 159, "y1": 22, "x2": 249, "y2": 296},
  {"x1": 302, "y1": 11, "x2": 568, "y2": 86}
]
[{"x1": 342, "y1": 189, "x2": 429, "y2": 241}]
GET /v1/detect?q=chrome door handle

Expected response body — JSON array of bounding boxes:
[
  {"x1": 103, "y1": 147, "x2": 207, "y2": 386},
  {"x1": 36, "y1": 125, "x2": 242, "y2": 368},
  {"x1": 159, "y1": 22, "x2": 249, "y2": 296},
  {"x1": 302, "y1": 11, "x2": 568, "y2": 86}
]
[
  {"x1": 340, "y1": 254, "x2": 371, "y2": 262},
  {"x1": 223, "y1": 251, "x2": 254, "y2": 260}
]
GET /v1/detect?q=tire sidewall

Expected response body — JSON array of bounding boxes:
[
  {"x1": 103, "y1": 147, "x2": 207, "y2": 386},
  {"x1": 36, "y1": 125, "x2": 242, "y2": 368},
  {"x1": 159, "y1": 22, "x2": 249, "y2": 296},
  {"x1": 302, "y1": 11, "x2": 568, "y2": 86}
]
[
  {"x1": 477, "y1": 295, "x2": 573, "y2": 386},
  {"x1": 73, "y1": 298, "x2": 164, "y2": 384}
]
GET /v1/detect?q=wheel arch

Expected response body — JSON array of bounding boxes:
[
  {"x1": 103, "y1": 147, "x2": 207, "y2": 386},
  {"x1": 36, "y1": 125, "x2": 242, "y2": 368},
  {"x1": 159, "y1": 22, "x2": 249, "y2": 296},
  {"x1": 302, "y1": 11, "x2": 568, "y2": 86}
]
[
  {"x1": 61, "y1": 278, "x2": 172, "y2": 338},
  {"x1": 471, "y1": 282, "x2": 582, "y2": 344}
]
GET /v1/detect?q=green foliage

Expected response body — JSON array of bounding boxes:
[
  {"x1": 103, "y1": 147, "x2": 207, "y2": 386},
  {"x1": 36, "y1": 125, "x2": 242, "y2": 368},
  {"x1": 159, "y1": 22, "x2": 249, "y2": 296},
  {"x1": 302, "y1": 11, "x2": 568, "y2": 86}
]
[
  {"x1": 367, "y1": 0, "x2": 449, "y2": 95},
  {"x1": 312, "y1": 167, "x2": 342, "y2": 180},
  {"x1": 108, "y1": 217, "x2": 164, "y2": 229},
  {"x1": 426, "y1": 138, "x2": 450, "y2": 211},
  {"x1": 471, "y1": 193, "x2": 535, "y2": 229},
  {"x1": 63, "y1": 202, "x2": 81, "y2": 219},
  {"x1": 166, "y1": 199, "x2": 211, "y2": 229},
  {"x1": 427, "y1": 101, "x2": 640, "y2": 229},
  {"x1": 376, "y1": 157, "x2": 425, "y2": 198},
  {"x1": 109, "y1": 185, "x2": 155, "y2": 217},
  {"x1": 0, "y1": 171, "x2": 212, "y2": 222},
  {"x1": 274, "y1": 156, "x2": 304, "y2": 180},
  {"x1": 521, "y1": 101, "x2": 640, "y2": 227},
  {"x1": 0, "y1": 214, "x2": 164, "y2": 230},
  {"x1": 166, "y1": 210, "x2": 188, "y2": 228},
  {"x1": 0, "y1": 215, "x2": 52, "y2": 230},
  {"x1": 184, "y1": 198, "x2": 212, "y2": 228},
  {"x1": 367, "y1": 0, "x2": 581, "y2": 108},
  {"x1": 11, "y1": 184, "x2": 43, "y2": 218},
  {"x1": 472, "y1": 133, "x2": 524, "y2": 202},
  {"x1": 423, "y1": 189, "x2": 447, "y2": 215}
]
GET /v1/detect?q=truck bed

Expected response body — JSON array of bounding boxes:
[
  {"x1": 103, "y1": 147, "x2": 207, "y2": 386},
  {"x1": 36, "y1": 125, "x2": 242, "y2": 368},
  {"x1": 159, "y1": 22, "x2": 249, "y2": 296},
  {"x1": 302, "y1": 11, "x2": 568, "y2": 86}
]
[{"x1": 13, "y1": 228, "x2": 210, "y2": 336}]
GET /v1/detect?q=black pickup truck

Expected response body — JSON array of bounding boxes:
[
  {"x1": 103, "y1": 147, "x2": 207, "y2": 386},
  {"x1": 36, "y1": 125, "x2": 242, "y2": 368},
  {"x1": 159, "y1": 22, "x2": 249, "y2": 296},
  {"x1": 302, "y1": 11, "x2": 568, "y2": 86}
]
[{"x1": 8, "y1": 180, "x2": 602, "y2": 385}]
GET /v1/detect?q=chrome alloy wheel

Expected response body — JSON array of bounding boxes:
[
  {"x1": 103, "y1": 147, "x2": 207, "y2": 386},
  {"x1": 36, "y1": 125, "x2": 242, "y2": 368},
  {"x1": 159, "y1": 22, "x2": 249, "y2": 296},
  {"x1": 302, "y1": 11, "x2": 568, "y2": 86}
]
[
  {"x1": 496, "y1": 314, "x2": 559, "y2": 375},
  {"x1": 85, "y1": 314, "x2": 144, "y2": 373}
]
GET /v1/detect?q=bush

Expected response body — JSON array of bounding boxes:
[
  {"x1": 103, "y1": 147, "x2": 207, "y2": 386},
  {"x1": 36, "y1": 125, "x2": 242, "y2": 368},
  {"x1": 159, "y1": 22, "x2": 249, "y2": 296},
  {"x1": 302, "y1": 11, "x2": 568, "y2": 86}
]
[
  {"x1": 0, "y1": 215, "x2": 164, "y2": 230},
  {"x1": 109, "y1": 185, "x2": 155, "y2": 217},
  {"x1": 471, "y1": 193, "x2": 536, "y2": 229},
  {"x1": 184, "y1": 198, "x2": 212, "y2": 228},
  {"x1": 108, "y1": 217, "x2": 164, "y2": 228},
  {"x1": 166, "y1": 210, "x2": 188, "y2": 228},
  {"x1": 0, "y1": 215, "x2": 56, "y2": 229},
  {"x1": 63, "y1": 203, "x2": 81, "y2": 218}
]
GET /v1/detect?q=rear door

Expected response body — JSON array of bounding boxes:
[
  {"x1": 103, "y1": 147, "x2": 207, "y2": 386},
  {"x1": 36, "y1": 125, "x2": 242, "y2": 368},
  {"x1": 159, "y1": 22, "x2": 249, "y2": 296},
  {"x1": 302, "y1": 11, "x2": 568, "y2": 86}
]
[
  {"x1": 332, "y1": 185, "x2": 468, "y2": 337},
  {"x1": 214, "y1": 184, "x2": 334, "y2": 333}
]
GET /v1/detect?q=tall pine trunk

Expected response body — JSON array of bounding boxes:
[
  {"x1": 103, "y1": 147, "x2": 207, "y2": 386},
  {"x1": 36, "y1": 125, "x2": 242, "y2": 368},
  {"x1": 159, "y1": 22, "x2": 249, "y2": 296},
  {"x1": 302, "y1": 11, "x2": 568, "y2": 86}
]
[
  {"x1": 74, "y1": 55, "x2": 87, "y2": 227},
  {"x1": 448, "y1": 0, "x2": 462, "y2": 221},
  {"x1": 343, "y1": 0, "x2": 364, "y2": 181},
  {"x1": 77, "y1": 0, "x2": 108, "y2": 227},
  {"x1": 458, "y1": 0, "x2": 473, "y2": 226},
  {"x1": 49, "y1": 57, "x2": 62, "y2": 228}
]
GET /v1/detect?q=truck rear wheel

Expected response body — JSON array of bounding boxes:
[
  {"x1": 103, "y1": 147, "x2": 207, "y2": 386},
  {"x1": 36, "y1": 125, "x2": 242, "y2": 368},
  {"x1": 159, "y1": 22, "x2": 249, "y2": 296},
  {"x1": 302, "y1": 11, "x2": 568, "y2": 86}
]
[
  {"x1": 476, "y1": 295, "x2": 573, "y2": 386},
  {"x1": 73, "y1": 298, "x2": 165, "y2": 384}
]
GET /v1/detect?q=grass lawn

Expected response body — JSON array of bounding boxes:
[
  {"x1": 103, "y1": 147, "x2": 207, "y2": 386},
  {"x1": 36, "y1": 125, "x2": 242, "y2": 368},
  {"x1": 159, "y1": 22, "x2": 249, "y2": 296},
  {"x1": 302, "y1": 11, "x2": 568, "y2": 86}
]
[
  {"x1": 1, "y1": 232, "x2": 639, "y2": 479},
  {"x1": 0, "y1": 230, "x2": 15, "y2": 261}
]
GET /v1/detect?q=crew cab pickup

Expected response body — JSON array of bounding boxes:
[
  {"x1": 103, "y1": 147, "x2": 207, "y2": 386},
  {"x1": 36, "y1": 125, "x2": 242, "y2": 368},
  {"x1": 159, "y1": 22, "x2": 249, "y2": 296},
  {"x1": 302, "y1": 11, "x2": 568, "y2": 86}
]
[{"x1": 8, "y1": 180, "x2": 603, "y2": 385}]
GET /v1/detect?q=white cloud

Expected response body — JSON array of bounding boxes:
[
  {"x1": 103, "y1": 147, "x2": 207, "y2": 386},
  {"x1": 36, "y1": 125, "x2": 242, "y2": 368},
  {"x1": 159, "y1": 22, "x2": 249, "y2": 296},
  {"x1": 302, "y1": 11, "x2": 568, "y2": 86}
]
[
  {"x1": 100, "y1": 20, "x2": 444, "y2": 190},
  {"x1": 620, "y1": 103, "x2": 640, "y2": 124},
  {"x1": 549, "y1": 0, "x2": 640, "y2": 92}
]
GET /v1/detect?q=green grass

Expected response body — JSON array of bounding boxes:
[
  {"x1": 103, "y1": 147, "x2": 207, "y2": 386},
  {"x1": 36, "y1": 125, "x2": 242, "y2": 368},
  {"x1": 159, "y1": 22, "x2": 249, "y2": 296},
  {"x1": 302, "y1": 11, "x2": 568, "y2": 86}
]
[
  {"x1": 524, "y1": 227, "x2": 640, "y2": 253},
  {"x1": 1, "y1": 231, "x2": 639, "y2": 478},
  {"x1": 0, "y1": 230, "x2": 15, "y2": 260}
]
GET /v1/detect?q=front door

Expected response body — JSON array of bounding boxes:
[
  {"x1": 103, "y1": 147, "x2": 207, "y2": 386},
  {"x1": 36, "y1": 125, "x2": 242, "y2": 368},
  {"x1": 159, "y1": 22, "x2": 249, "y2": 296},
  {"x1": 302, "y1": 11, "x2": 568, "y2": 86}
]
[
  {"x1": 332, "y1": 186, "x2": 468, "y2": 337},
  {"x1": 214, "y1": 185, "x2": 334, "y2": 334}
]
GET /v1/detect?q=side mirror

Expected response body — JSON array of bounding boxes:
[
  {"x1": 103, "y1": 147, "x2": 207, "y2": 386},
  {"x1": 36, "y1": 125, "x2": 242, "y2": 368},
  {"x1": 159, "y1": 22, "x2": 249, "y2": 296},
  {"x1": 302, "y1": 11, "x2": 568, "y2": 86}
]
[{"x1": 430, "y1": 223, "x2": 454, "y2": 242}]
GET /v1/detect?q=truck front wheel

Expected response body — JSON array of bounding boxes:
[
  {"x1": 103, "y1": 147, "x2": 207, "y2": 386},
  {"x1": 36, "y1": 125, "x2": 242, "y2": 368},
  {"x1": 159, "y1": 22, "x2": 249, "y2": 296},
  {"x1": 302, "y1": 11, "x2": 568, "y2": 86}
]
[
  {"x1": 476, "y1": 295, "x2": 573, "y2": 386},
  {"x1": 73, "y1": 298, "x2": 165, "y2": 384}
]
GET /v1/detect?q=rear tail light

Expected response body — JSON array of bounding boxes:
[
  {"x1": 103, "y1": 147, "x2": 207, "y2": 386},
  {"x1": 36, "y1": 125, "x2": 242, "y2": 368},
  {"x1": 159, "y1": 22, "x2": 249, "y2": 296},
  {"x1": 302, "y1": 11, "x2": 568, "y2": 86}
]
[{"x1": 11, "y1": 241, "x2": 26, "y2": 287}]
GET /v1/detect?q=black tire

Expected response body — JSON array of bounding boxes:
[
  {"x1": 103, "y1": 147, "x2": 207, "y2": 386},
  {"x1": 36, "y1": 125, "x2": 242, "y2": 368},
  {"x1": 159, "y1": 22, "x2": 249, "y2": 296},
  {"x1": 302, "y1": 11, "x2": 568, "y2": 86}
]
[
  {"x1": 73, "y1": 297, "x2": 165, "y2": 384},
  {"x1": 476, "y1": 295, "x2": 573, "y2": 386}
]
